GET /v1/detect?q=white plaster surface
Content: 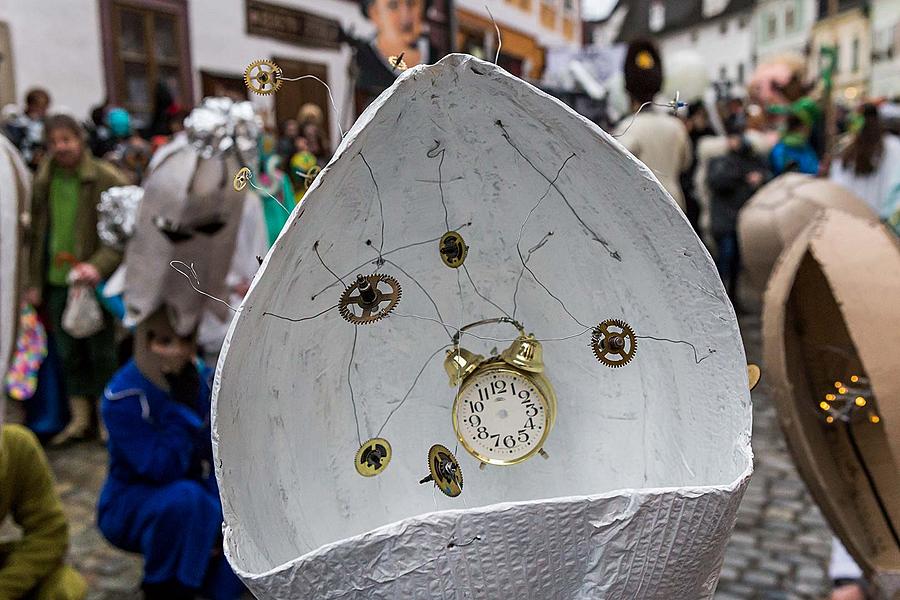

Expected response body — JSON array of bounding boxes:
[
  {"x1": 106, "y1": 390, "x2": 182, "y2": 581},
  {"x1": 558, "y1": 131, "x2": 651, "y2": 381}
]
[{"x1": 213, "y1": 54, "x2": 752, "y2": 599}]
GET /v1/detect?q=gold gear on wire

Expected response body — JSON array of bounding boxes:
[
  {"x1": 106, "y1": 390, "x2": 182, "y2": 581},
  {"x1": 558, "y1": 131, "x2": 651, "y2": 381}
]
[
  {"x1": 244, "y1": 59, "x2": 283, "y2": 95},
  {"x1": 591, "y1": 319, "x2": 637, "y2": 368},
  {"x1": 338, "y1": 274, "x2": 402, "y2": 325},
  {"x1": 427, "y1": 444, "x2": 463, "y2": 497},
  {"x1": 388, "y1": 55, "x2": 408, "y2": 71},
  {"x1": 354, "y1": 438, "x2": 392, "y2": 477},
  {"x1": 439, "y1": 231, "x2": 467, "y2": 269},
  {"x1": 304, "y1": 165, "x2": 321, "y2": 190},
  {"x1": 233, "y1": 167, "x2": 251, "y2": 191}
]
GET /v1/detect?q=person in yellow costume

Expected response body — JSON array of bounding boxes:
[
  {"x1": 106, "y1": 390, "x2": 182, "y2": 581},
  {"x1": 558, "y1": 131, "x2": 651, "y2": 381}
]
[{"x1": 0, "y1": 424, "x2": 86, "y2": 600}]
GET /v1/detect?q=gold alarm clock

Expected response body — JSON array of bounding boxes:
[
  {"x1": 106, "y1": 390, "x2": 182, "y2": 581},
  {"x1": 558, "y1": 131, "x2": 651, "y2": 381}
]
[{"x1": 444, "y1": 318, "x2": 556, "y2": 466}]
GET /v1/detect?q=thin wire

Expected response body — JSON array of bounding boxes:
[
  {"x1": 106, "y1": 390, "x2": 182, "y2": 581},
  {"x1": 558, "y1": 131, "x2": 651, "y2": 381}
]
[
  {"x1": 376, "y1": 343, "x2": 451, "y2": 437},
  {"x1": 262, "y1": 304, "x2": 337, "y2": 323},
  {"x1": 613, "y1": 96, "x2": 685, "y2": 139},
  {"x1": 347, "y1": 325, "x2": 363, "y2": 446},
  {"x1": 636, "y1": 335, "x2": 716, "y2": 364},
  {"x1": 358, "y1": 152, "x2": 385, "y2": 262},
  {"x1": 309, "y1": 223, "x2": 472, "y2": 301},
  {"x1": 462, "y1": 264, "x2": 511, "y2": 318},
  {"x1": 247, "y1": 175, "x2": 290, "y2": 215},
  {"x1": 512, "y1": 232, "x2": 552, "y2": 319},
  {"x1": 427, "y1": 140, "x2": 451, "y2": 231},
  {"x1": 313, "y1": 241, "x2": 346, "y2": 287},
  {"x1": 382, "y1": 258, "x2": 453, "y2": 340},
  {"x1": 486, "y1": 6, "x2": 502, "y2": 64},
  {"x1": 279, "y1": 74, "x2": 345, "y2": 138},
  {"x1": 170, "y1": 261, "x2": 236, "y2": 312},
  {"x1": 392, "y1": 311, "x2": 591, "y2": 343}
]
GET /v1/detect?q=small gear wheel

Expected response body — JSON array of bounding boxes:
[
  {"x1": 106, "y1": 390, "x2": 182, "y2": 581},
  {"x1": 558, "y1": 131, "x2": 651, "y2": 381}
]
[
  {"x1": 388, "y1": 55, "x2": 408, "y2": 71},
  {"x1": 339, "y1": 274, "x2": 402, "y2": 325},
  {"x1": 439, "y1": 231, "x2": 467, "y2": 269},
  {"x1": 424, "y1": 444, "x2": 463, "y2": 497},
  {"x1": 244, "y1": 59, "x2": 283, "y2": 95},
  {"x1": 303, "y1": 165, "x2": 321, "y2": 190},
  {"x1": 233, "y1": 167, "x2": 251, "y2": 191},
  {"x1": 591, "y1": 319, "x2": 637, "y2": 368},
  {"x1": 355, "y1": 438, "x2": 392, "y2": 477}
]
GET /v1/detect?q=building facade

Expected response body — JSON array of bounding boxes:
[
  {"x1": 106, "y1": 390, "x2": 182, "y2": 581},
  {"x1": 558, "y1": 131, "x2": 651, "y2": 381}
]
[
  {"x1": 0, "y1": 0, "x2": 578, "y2": 143},
  {"x1": 808, "y1": 0, "x2": 870, "y2": 103},
  {"x1": 753, "y1": 0, "x2": 817, "y2": 61},
  {"x1": 870, "y1": 0, "x2": 900, "y2": 98}
]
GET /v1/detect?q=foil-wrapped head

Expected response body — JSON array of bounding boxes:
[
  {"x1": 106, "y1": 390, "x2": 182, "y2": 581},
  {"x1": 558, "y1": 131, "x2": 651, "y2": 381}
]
[
  {"x1": 183, "y1": 97, "x2": 261, "y2": 163},
  {"x1": 97, "y1": 185, "x2": 144, "y2": 251}
]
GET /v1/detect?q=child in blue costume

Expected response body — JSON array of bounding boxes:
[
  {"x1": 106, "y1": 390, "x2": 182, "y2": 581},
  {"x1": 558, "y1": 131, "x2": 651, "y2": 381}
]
[{"x1": 97, "y1": 309, "x2": 244, "y2": 600}]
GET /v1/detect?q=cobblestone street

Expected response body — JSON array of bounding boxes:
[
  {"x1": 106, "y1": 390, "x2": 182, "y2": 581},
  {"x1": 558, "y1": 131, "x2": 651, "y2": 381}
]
[{"x1": 33, "y1": 310, "x2": 835, "y2": 599}]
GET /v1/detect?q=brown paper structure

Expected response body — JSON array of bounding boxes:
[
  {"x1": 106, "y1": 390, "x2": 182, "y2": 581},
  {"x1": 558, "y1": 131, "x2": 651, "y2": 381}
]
[
  {"x1": 738, "y1": 173, "x2": 875, "y2": 292},
  {"x1": 763, "y1": 209, "x2": 900, "y2": 592}
]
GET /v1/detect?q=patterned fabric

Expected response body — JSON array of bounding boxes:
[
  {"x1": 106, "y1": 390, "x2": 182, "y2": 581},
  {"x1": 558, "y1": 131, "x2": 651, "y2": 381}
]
[{"x1": 4, "y1": 304, "x2": 48, "y2": 401}]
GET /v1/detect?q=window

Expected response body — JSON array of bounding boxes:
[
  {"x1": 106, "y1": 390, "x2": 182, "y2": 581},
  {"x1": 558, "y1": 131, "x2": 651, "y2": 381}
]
[
  {"x1": 738, "y1": 16, "x2": 747, "y2": 29},
  {"x1": 852, "y1": 37, "x2": 860, "y2": 73},
  {"x1": 649, "y1": 0, "x2": 665, "y2": 32},
  {"x1": 719, "y1": 20, "x2": 728, "y2": 35},
  {"x1": 785, "y1": 6, "x2": 796, "y2": 31},
  {"x1": 562, "y1": 0, "x2": 574, "y2": 11},
  {"x1": 737, "y1": 62, "x2": 745, "y2": 84},
  {"x1": 765, "y1": 14, "x2": 777, "y2": 40},
  {"x1": 103, "y1": 0, "x2": 191, "y2": 123},
  {"x1": 719, "y1": 65, "x2": 727, "y2": 81},
  {"x1": 690, "y1": 29, "x2": 699, "y2": 43}
]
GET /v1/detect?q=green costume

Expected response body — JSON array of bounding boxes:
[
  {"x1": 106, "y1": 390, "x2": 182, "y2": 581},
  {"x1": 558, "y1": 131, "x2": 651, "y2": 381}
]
[{"x1": 0, "y1": 424, "x2": 86, "y2": 600}]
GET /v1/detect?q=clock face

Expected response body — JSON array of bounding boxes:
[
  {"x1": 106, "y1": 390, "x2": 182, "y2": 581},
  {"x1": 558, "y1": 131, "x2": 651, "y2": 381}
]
[{"x1": 454, "y1": 366, "x2": 549, "y2": 465}]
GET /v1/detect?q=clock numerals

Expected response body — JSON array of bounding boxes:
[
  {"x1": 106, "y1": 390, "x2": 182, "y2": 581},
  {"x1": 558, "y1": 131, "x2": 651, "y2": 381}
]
[
  {"x1": 468, "y1": 400, "x2": 484, "y2": 413},
  {"x1": 518, "y1": 389, "x2": 530, "y2": 401},
  {"x1": 524, "y1": 417, "x2": 536, "y2": 430},
  {"x1": 490, "y1": 380, "x2": 507, "y2": 396},
  {"x1": 524, "y1": 404, "x2": 538, "y2": 417},
  {"x1": 517, "y1": 429, "x2": 530, "y2": 443},
  {"x1": 468, "y1": 414, "x2": 482, "y2": 427},
  {"x1": 476, "y1": 426, "x2": 489, "y2": 439},
  {"x1": 478, "y1": 387, "x2": 489, "y2": 403}
]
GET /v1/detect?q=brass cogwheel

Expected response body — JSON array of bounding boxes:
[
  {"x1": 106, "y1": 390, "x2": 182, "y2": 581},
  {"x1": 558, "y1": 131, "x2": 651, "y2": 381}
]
[
  {"x1": 591, "y1": 319, "x2": 637, "y2": 368},
  {"x1": 233, "y1": 167, "x2": 251, "y2": 191},
  {"x1": 303, "y1": 165, "x2": 321, "y2": 190},
  {"x1": 244, "y1": 59, "x2": 283, "y2": 95},
  {"x1": 388, "y1": 54, "x2": 408, "y2": 71},
  {"x1": 747, "y1": 364, "x2": 761, "y2": 391},
  {"x1": 425, "y1": 444, "x2": 463, "y2": 497},
  {"x1": 439, "y1": 231, "x2": 467, "y2": 269},
  {"x1": 355, "y1": 438, "x2": 392, "y2": 477},
  {"x1": 338, "y1": 274, "x2": 402, "y2": 325}
]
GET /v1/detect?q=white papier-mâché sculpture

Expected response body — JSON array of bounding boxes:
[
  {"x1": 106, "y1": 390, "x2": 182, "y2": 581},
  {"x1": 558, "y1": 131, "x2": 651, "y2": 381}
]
[{"x1": 213, "y1": 55, "x2": 753, "y2": 599}]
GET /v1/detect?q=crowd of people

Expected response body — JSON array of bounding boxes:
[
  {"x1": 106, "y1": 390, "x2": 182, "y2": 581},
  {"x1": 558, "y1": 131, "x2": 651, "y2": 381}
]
[
  {"x1": 1, "y1": 40, "x2": 898, "y2": 600},
  {"x1": 0, "y1": 85, "x2": 339, "y2": 600},
  {"x1": 614, "y1": 41, "x2": 900, "y2": 313}
]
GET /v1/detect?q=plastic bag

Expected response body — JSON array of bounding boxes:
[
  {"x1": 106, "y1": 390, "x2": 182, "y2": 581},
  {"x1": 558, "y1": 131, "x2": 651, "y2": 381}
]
[{"x1": 62, "y1": 283, "x2": 104, "y2": 339}]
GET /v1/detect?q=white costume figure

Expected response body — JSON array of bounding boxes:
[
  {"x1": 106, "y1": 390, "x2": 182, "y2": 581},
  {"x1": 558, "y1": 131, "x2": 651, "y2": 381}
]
[{"x1": 214, "y1": 55, "x2": 752, "y2": 599}]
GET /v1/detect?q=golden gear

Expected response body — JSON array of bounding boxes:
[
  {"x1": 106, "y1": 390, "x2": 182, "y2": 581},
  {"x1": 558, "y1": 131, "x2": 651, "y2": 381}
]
[
  {"x1": 388, "y1": 55, "x2": 408, "y2": 71},
  {"x1": 439, "y1": 231, "x2": 467, "y2": 269},
  {"x1": 244, "y1": 59, "x2": 283, "y2": 95},
  {"x1": 747, "y1": 364, "x2": 761, "y2": 391},
  {"x1": 420, "y1": 444, "x2": 463, "y2": 497},
  {"x1": 233, "y1": 167, "x2": 252, "y2": 191},
  {"x1": 338, "y1": 274, "x2": 402, "y2": 325},
  {"x1": 303, "y1": 165, "x2": 321, "y2": 190},
  {"x1": 591, "y1": 319, "x2": 637, "y2": 368},
  {"x1": 354, "y1": 438, "x2": 392, "y2": 477}
]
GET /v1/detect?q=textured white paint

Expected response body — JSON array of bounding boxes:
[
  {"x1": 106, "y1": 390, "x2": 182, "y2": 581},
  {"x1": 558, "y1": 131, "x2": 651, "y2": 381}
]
[{"x1": 213, "y1": 54, "x2": 752, "y2": 599}]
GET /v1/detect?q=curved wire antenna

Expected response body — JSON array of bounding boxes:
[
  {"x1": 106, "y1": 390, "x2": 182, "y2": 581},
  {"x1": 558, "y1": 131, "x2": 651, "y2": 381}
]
[
  {"x1": 247, "y1": 173, "x2": 290, "y2": 215},
  {"x1": 613, "y1": 93, "x2": 686, "y2": 139},
  {"x1": 170, "y1": 260, "x2": 237, "y2": 312},
  {"x1": 485, "y1": 6, "x2": 502, "y2": 64},
  {"x1": 280, "y1": 74, "x2": 345, "y2": 138}
]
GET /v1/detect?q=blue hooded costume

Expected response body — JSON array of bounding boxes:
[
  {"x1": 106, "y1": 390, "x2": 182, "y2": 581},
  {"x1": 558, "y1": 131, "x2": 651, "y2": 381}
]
[{"x1": 97, "y1": 360, "x2": 243, "y2": 599}]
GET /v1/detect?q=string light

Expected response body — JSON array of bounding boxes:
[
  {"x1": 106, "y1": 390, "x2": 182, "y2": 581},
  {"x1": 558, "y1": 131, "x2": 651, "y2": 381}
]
[
  {"x1": 850, "y1": 375, "x2": 859, "y2": 383},
  {"x1": 825, "y1": 393, "x2": 836, "y2": 401},
  {"x1": 834, "y1": 381, "x2": 843, "y2": 389},
  {"x1": 838, "y1": 387, "x2": 848, "y2": 395},
  {"x1": 870, "y1": 414, "x2": 880, "y2": 424},
  {"x1": 855, "y1": 396, "x2": 866, "y2": 407},
  {"x1": 819, "y1": 401, "x2": 831, "y2": 411},
  {"x1": 826, "y1": 416, "x2": 835, "y2": 424}
]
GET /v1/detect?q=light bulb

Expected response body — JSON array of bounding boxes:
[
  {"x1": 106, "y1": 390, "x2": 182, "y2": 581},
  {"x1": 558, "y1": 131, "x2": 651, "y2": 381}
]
[
  {"x1": 826, "y1": 416, "x2": 834, "y2": 424},
  {"x1": 869, "y1": 414, "x2": 880, "y2": 424},
  {"x1": 850, "y1": 375, "x2": 859, "y2": 383},
  {"x1": 819, "y1": 401, "x2": 831, "y2": 411},
  {"x1": 825, "y1": 394, "x2": 836, "y2": 401},
  {"x1": 854, "y1": 397, "x2": 866, "y2": 407},
  {"x1": 838, "y1": 387, "x2": 848, "y2": 395},
  {"x1": 834, "y1": 381, "x2": 843, "y2": 389}
]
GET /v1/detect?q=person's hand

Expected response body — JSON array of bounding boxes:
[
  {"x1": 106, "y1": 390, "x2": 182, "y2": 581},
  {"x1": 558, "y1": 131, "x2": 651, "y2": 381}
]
[
  {"x1": 745, "y1": 171, "x2": 764, "y2": 187},
  {"x1": 71, "y1": 262, "x2": 101, "y2": 286},
  {"x1": 23, "y1": 287, "x2": 41, "y2": 307}
]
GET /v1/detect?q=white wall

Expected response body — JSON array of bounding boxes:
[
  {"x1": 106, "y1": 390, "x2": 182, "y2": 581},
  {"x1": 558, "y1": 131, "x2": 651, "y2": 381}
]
[
  {"x1": 754, "y1": 0, "x2": 816, "y2": 61},
  {"x1": 660, "y1": 12, "x2": 754, "y2": 87},
  {"x1": 0, "y1": 0, "x2": 105, "y2": 119},
  {"x1": 187, "y1": 0, "x2": 371, "y2": 150}
]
